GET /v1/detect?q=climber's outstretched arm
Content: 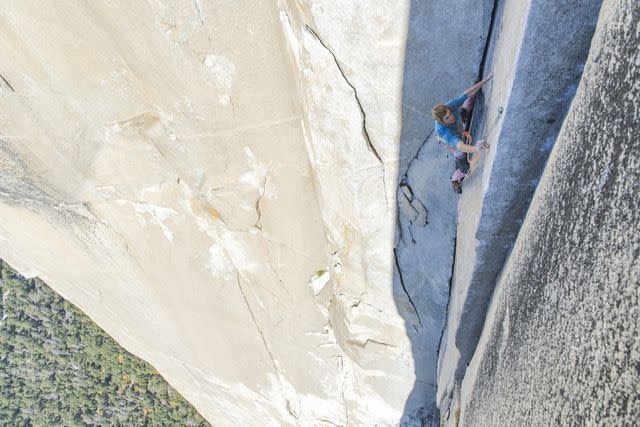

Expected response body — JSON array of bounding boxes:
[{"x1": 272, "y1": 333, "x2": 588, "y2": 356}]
[
  {"x1": 464, "y1": 71, "x2": 494, "y2": 96},
  {"x1": 455, "y1": 139, "x2": 489, "y2": 153},
  {"x1": 456, "y1": 141, "x2": 479, "y2": 153}
]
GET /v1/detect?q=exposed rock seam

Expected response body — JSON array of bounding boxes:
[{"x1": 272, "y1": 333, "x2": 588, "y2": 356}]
[
  {"x1": 393, "y1": 248, "x2": 423, "y2": 328},
  {"x1": 234, "y1": 272, "x2": 280, "y2": 375},
  {"x1": 400, "y1": 182, "x2": 428, "y2": 222},
  {"x1": 477, "y1": 0, "x2": 500, "y2": 82},
  {"x1": 406, "y1": 130, "x2": 435, "y2": 173},
  {"x1": 437, "y1": 232, "x2": 456, "y2": 363},
  {"x1": 396, "y1": 129, "x2": 434, "y2": 245},
  {"x1": 304, "y1": 25, "x2": 388, "y2": 206},
  {"x1": 399, "y1": 129, "x2": 433, "y2": 213},
  {"x1": 234, "y1": 269, "x2": 305, "y2": 423},
  {"x1": 397, "y1": 209, "x2": 406, "y2": 245},
  {"x1": 303, "y1": 25, "x2": 383, "y2": 165},
  {"x1": 0, "y1": 74, "x2": 15, "y2": 92}
]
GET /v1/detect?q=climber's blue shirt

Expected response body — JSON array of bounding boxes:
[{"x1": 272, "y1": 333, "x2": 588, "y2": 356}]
[{"x1": 434, "y1": 93, "x2": 467, "y2": 155}]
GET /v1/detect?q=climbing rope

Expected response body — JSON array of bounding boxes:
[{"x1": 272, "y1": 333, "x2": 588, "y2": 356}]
[{"x1": 464, "y1": 106, "x2": 504, "y2": 165}]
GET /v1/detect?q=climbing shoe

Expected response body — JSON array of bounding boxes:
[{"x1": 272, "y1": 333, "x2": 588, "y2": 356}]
[{"x1": 452, "y1": 180, "x2": 463, "y2": 194}]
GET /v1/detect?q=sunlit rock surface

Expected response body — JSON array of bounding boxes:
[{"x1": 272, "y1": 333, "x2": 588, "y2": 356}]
[
  {"x1": 3, "y1": 0, "x2": 631, "y2": 425},
  {"x1": 0, "y1": 1, "x2": 490, "y2": 425}
]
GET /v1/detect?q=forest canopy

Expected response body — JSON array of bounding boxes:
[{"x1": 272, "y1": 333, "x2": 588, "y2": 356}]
[{"x1": 0, "y1": 260, "x2": 210, "y2": 426}]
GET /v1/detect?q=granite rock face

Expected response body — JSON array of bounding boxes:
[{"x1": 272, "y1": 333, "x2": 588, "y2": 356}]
[
  {"x1": 0, "y1": 1, "x2": 492, "y2": 425},
  {"x1": 1, "y1": 0, "x2": 630, "y2": 425},
  {"x1": 455, "y1": 0, "x2": 640, "y2": 424},
  {"x1": 436, "y1": 0, "x2": 604, "y2": 411}
]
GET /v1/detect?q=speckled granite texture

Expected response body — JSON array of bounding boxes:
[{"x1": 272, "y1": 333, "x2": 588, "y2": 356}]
[{"x1": 458, "y1": 0, "x2": 639, "y2": 424}]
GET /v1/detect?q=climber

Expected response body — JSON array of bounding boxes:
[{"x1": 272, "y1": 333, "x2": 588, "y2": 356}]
[{"x1": 432, "y1": 71, "x2": 494, "y2": 193}]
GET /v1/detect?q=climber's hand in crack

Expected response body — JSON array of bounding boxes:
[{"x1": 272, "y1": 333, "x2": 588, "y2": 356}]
[{"x1": 464, "y1": 71, "x2": 494, "y2": 97}]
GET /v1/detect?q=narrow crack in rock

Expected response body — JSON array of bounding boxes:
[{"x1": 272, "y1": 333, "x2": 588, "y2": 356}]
[
  {"x1": 234, "y1": 271, "x2": 302, "y2": 425},
  {"x1": 396, "y1": 129, "x2": 433, "y2": 245},
  {"x1": 404, "y1": 129, "x2": 434, "y2": 177},
  {"x1": 399, "y1": 182, "x2": 419, "y2": 216},
  {"x1": 398, "y1": 132, "x2": 433, "y2": 220},
  {"x1": 397, "y1": 209, "x2": 406, "y2": 246},
  {"x1": 393, "y1": 248, "x2": 423, "y2": 328},
  {"x1": 399, "y1": 180, "x2": 429, "y2": 241},
  {"x1": 0, "y1": 73, "x2": 15, "y2": 93},
  {"x1": 437, "y1": 232, "x2": 456, "y2": 362},
  {"x1": 304, "y1": 25, "x2": 382, "y2": 164},
  {"x1": 234, "y1": 271, "x2": 279, "y2": 375},
  {"x1": 477, "y1": 0, "x2": 500, "y2": 82},
  {"x1": 304, "y1": 24, "x2": 389, "y2": 207},
  {"x1": 408, "y1": 226, "x2": 417, "y2": 245},
  {"x1": 434, "y1": 1, "x2": 501, "y2": 414}
]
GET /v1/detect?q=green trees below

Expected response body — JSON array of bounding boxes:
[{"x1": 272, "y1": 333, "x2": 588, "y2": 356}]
[{"x1": 0, "y1": 260, "x2": 210, "y2": 426}]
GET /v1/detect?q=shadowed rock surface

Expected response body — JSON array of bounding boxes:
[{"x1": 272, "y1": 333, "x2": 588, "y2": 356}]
[
  {"x1": 436, "y1": 0, "x2": 604, "y2": 409},
  {"x1": 456, "y1": 0, "x2": 639, "y2": 424}
]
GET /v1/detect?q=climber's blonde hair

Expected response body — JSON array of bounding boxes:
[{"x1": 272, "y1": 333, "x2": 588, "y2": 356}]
[{"x1": 432, "y1": 104, "x2": 450, "y2": 124}]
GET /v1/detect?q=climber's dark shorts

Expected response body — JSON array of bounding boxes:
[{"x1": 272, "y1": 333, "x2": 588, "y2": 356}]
[{"x1": 455, "y1": 155, "x2": 470, "y2": 174}]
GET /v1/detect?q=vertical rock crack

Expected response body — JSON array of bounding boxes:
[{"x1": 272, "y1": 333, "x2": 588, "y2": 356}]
[
  {"x1": 305, "y1": 25, "x2": 389, "y2": 207},
  {"x1": 393, "y1": 248, "x2": 423, "y2": 328},
  {"x1": 234, "y1": 272, "x2": 279, "y2": 375},
  {"x1": 0, "y1": 73, "x2": 15, "y2": 93}
]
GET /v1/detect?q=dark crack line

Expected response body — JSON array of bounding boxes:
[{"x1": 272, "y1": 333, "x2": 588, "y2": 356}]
[
  {"x1": 400, "y1": 181, "x2": 414, "y2": 200},
  {"x1": 400, "y1": 181, "x2": 429, "y2": 229},
  {"x1": 234, "y1": 272, "x2": 302, "y2": 426},
  {"x1": 398, "y1": 129, "x2": 433, "y2": 208},
  {"x1": 235, "y1": 271, "x2": 279, "y2": 375},
  {"x1": 0, "y1": 73, "x2": 15, "y2": 93},
  {"x1": 304, "y1": 25, "x2": 382, "y2": 165},
  {"x1": 467, "y1": 0, "x2": 500, "y2": 133},
  {"x1": 393, "y1": 248, "x2": 423, "y2": 328},
  {"x1": 413, "y1": 197, "x2": 429, "y2": 225},
  {"x1": 478, "y1": 0, "x2": 500, "y2": 82},
  {"x1": 397, "y1": 209, "x2": 407, "y2": 246},
  {"x1": 405, "y1": 129, "x2": 434, "y2": 175},
  {"x1": 436, "y1": 231, "x2": 456, "y2": 364},
  {"x1": 408, "y1": 223, "x2": 417, "y2": 244},
  {"x1": 305, "y1": 25, "x2": 389, "y2": 207},
  {"x1": 433, "y1": 2, "x2": 500, "y2": 413},
  {"x1": 400, "y1": 182, "x2": 420, "y2": 216}
]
